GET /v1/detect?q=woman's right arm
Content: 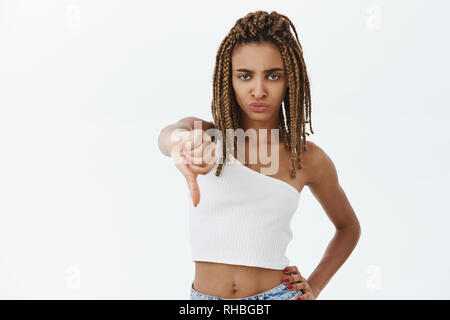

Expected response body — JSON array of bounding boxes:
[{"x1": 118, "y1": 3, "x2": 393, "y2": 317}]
[{"x1": 158, "y1": 117, "x2": 215, "y2": 157}]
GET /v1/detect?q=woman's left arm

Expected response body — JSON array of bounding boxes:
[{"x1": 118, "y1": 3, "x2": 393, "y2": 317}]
[{"x1": 302, "y1": 141, "x2": 361, "y2": 299}]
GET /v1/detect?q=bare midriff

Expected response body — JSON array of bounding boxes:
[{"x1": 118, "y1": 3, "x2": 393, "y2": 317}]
[{"x1": 193, "y1": 261, "x2": 287, "y2": 299}]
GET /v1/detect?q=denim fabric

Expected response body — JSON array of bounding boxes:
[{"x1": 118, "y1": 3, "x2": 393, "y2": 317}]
[{"x1": 190, "y1": 281, "x2": 304, "y2": 300}]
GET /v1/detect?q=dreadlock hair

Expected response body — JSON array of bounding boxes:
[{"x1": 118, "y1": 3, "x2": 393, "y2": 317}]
[{"x1": 211, "y1": 10, "x2": 314, "y2": 178}]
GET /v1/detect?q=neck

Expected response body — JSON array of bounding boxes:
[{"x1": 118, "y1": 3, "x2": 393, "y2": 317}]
[{"x1": 239, "y1": 116, "x2": 279, "y2": 146}]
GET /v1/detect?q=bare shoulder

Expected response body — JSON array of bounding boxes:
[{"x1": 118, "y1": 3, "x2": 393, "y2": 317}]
[{"x1": 300, "y1": 139, "x2": 338, "y2": 187}]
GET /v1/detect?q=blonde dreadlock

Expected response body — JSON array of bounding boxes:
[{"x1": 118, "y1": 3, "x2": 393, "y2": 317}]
[{"x1": 211, "y1": 10, "x2": 314, "y2": 178}]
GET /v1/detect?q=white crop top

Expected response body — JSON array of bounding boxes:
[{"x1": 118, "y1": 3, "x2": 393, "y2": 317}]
[{"x1": 188, "y1": 152, "x2": 300, "y2": 270}]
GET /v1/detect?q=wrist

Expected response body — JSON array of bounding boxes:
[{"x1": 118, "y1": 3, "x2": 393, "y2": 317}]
[
  {"x1": 307, "y1": 278, "x2": 322, "y2": 298},
  {"x1": 312, "y1": 287, "x2": 321, "y2": 298}
]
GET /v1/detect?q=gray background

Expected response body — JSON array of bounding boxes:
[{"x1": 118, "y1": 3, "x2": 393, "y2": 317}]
[{"x1": 0, "y1": 0, "x2": 449, "y2": 299}]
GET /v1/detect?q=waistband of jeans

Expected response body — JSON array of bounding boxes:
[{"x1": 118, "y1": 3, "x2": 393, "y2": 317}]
[{"x1": 191, "y1": 281, "x2": 288, "y2": 299}]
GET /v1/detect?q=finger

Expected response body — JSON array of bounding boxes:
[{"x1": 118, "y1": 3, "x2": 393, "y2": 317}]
[
  {"x1": 171, "y1": 143, "x2": 188, "y2": 166},
  {"x1": 169, "y1": 129, "x2": 191, "y2": 148},
  {"x1": 172, "y1": 153, "x2": 194, "y2": 181},
  {"x1": 282, "y1": 274, "x2": 301, "y2": 285},
  {"x1": 289, "y1": 273, "x2": 303, "y2": 283},
  {"x1": 171, "y1": 144, "x2": 200, "y2": 206},
  {"x1": 188, "y1": 161, "x2": 216, "y2": 175},
  {"x1": 290, "y1": 266, "x2": 299, "y2": 275},
  {"x1": 202, "y1": 142, "x2": 217, "y2": 165},
  {"x1": 185, "y1": 142, "x2": 217, "y2": 166},
  {"x1": 193, "y1": 146, "x2": 217, "y2": 167},
  {"x1": 185, "y1": 174, "x2": 200, "y2": 207},
  {"x1": 186, "y1": 140, "x2": 211, "y2": 164},
  {"x1": 296, "y1": 293, "x2": 308, "y2": 300},
  {"x1": 287, "y1": 282, "x2": 307, "y2": 291},
  {"x1": 283, "y1": 265, "x2": 299, "y2": 274},
  {"x1": 193, "y1": 128, "x2": 204, "y2": 145},
  {"x1": 283, "y1": 266, "x2": 292, "y2": 274},
  {"x1": 203, "y1": 130, "x2": 213, "y2": 143},
  {"x1": 184, "y1": 132, "x2": 213, "y2": 156},
  {"x1": 283, "y1": 266, "x2": 300, "y2": 276},
  {"x1": 184, "y1": 154, "x2": 210, "y2": 168},
  {"x1": 295, "y1": 277, "x2": 314, "y2": 295},
  {"x1": 184, "y1": 129, "x2": 203, "y2": 150}
]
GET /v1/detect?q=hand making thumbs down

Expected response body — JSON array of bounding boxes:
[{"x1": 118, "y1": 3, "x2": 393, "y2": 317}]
[{"x1": 169, "y1": 128, "x2": 217, "y2": 207}]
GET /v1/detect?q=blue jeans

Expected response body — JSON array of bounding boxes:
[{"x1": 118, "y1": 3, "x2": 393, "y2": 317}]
[{"x1": 190, "y1": 281, "x2": 304, "y2": 300}]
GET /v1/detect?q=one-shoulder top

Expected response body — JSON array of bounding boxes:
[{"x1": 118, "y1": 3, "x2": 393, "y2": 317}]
[{"x1": 187, "y1": 151, "x2": 300, "y2": 270}]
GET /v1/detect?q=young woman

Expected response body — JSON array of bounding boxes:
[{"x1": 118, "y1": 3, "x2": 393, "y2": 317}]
[{"x1": 158, "y1": 10, "x2": 361, "y2": 300}]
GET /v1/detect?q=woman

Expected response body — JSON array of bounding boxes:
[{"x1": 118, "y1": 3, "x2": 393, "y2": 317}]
[{"x1": 158, "y1": 10, "x2": 361, "y2": 300}]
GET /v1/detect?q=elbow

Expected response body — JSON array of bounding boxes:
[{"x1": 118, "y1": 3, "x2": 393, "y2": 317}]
[
  {"x1": 355, "y1": 222, "x2": 361, "y2": 241},
  {"x1": 353, "y1": 220, "x2": 361, "y2": 242},
  {"x1": 337, "y1": 219, "x2": 361, "y2": 240}
]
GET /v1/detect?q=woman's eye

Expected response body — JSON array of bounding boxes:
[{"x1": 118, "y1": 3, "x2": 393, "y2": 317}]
[
  {"x1": 239, "y1": 74, "x2": 250, "y2": 80},
  {"x1": 269, "y1": 74, "x2": 280, "y2": 80}
]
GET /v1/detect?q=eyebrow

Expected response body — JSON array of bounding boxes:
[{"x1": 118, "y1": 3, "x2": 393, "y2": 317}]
[{"x1": 234, "y1": 68, "x2": 285, "y2": 73}]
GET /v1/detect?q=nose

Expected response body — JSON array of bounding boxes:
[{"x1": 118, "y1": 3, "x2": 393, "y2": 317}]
[{"x1": 251, "y1": 78, "x2": 267, "y2": 99}]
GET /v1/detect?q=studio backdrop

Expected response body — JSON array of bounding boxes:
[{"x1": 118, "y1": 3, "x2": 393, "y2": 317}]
[{"x1": 0, "y1": 0, "x2": 449, "y2": 299}]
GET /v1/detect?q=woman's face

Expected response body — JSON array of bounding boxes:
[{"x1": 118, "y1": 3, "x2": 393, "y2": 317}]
[{"x1": 231, "y1": 41, "x2": 288, "y2": 126}]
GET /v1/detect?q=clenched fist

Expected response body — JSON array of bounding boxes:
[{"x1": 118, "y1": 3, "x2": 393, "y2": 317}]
[{"x1": 169, "y1": 128, "x2": 217, "y2": 207}]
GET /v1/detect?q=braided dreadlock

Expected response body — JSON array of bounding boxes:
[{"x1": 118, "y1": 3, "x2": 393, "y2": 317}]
[{"x1": 211, "y1": 10, "x2": 314, "y2": 178}]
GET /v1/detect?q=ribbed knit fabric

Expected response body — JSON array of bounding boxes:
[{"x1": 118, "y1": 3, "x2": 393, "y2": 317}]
[{"x1": 188, "y1": 152, "x2": 300, "y2": 270}]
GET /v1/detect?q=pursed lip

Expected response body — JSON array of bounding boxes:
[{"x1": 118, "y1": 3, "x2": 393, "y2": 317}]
[{"x1": 249, "y1": 102, "x2": 269, "y2": 108}]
